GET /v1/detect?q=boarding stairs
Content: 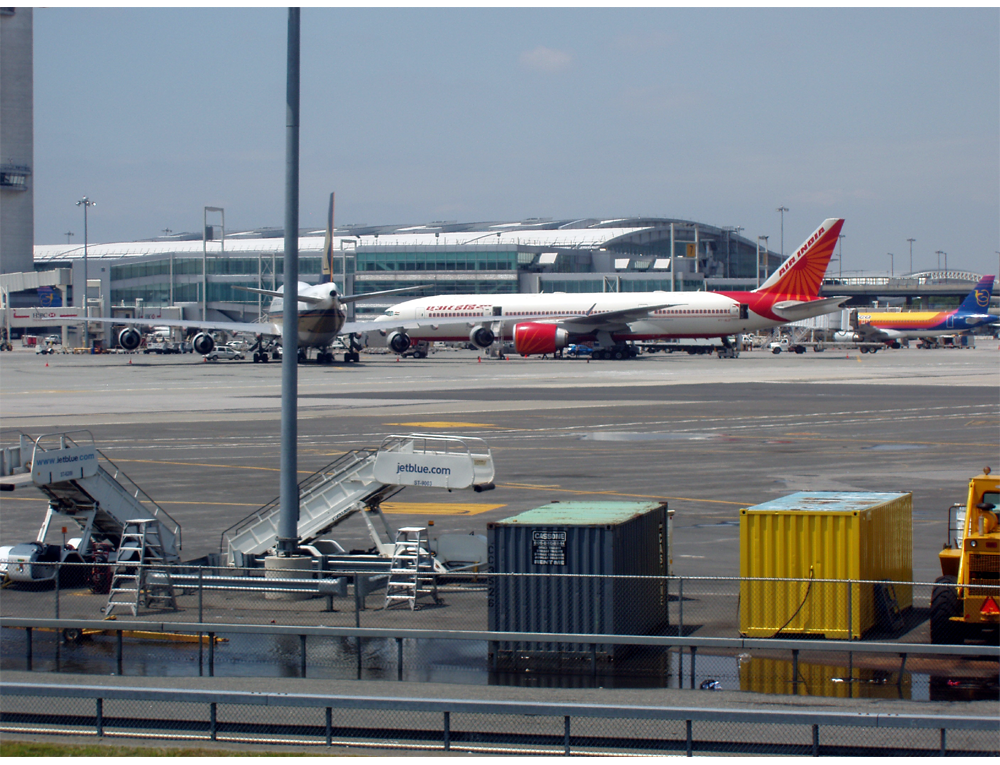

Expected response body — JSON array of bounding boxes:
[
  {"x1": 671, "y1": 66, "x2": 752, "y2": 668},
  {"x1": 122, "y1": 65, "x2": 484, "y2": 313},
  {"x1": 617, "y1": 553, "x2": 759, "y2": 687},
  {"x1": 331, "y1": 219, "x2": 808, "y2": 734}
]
[
  {"x1": 1, "y1": 431, "x2": 182, "y2": 562},
  {"x1": 383, "y1": 526, "x2": 440, "y2": 611},
  {"x1": 221, "y1": 434, "x2": 495, "y2": 568},
  {"x1": 103, "y1": 519, "x2": 178, "y2": 617}
]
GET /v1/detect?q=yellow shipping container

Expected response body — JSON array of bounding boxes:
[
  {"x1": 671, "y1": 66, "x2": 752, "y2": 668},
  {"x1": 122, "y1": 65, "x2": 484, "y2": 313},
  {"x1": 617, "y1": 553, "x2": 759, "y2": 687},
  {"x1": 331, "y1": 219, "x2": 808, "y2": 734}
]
[{"x1": 739, "y1": 492, "x2": 912, "y2": 639}]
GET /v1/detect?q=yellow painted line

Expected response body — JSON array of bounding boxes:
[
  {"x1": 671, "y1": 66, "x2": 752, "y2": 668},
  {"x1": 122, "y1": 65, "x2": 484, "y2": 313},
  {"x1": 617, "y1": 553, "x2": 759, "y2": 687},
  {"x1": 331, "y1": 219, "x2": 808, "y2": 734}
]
[
  {"x1": 384, "y1": 422, "x2": 499, "y2": 429},
  {"x1": 499, "y1": 482, "x2": 746, "y2": 506},
  {"x1": 381, "y1": 502, "x2": 505, "y2": 516},
  {"x1": 110, "y1": 458, "x2": 315, "y2": 474}
]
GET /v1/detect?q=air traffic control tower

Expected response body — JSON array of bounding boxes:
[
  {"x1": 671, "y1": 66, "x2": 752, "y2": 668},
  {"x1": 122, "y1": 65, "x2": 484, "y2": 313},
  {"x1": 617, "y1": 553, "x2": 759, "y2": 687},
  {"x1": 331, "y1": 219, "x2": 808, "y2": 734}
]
[{"x1": 1, "y1": 7, "x2": 34, "y2": 275}]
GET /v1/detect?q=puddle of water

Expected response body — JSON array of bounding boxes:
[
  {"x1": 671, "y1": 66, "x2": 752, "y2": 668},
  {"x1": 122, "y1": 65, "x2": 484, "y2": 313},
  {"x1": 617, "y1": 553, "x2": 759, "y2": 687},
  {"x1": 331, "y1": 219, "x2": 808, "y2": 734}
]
[
  {"x1": 580, "y1": 432, "x2": 717, "y2": 442},
  {"x1": 4, "y1": 629, "x2": 995, "y2": 703}
]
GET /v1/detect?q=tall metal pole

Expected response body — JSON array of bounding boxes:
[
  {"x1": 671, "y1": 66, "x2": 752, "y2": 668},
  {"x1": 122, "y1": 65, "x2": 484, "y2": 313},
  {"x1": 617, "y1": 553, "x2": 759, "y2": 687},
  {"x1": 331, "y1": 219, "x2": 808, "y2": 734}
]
[
  {"x1": 277, "y1": 7, "x2": 301, "y2": 557},
  {"x1": 906, "y1": 238, "x2": 915, "y2": 275},
  {"x1": 776, "y1": 206, "x2": 788, "y2": 257},
  {"x1": 669, "y1": 223, "x2": 675, "y2": 292},
  {"x1": 838, "y1": 235, "x2": 846, "y2": 281},
  {"x1": 76, "y1": 196, "x2": 96, "y2": 344},
  {"x1": 888, "y1": 253, "x2": 894, "y2": 278}
]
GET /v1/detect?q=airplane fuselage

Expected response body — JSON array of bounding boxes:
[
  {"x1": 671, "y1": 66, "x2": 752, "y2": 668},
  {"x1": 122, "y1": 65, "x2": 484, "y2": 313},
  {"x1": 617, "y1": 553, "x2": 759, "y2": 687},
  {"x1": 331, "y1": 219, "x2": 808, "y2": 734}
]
[
  {"x1": 267, "y1": 282, "x2": 346, "y2": 348},
  {"x1": 376, "y1": 290, "x2": 826, "y2": 343},
  {"x1": 855, "y1": 309, "x2": 997, "y2": 341}
]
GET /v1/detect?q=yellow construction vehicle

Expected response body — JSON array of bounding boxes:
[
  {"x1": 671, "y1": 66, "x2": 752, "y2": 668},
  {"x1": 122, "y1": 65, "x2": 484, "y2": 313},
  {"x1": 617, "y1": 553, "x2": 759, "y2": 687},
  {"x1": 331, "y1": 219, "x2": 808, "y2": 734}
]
[{"x1": 930, "y1": 467, "x2": 1000, "y2": 644}]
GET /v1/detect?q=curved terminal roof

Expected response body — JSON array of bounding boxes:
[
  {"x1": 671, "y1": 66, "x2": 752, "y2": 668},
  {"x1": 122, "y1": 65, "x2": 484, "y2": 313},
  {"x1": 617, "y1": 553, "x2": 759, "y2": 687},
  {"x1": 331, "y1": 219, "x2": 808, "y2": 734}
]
[{"x1": 33, "y1": 216, "x2": 764, "y2": 263}]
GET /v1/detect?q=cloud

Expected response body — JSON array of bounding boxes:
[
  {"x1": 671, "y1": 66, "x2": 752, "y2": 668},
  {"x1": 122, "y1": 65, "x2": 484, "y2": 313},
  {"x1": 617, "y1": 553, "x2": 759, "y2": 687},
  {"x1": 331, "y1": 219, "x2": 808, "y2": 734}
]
[{"x1": 519, "y1": 46, "x2": 573, "y2": 73}]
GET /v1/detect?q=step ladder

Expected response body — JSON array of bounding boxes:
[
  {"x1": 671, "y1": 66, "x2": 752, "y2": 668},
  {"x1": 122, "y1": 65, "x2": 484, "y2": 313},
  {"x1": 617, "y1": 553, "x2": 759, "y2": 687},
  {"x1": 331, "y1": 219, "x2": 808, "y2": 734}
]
[
  {"x1": 103, "y1": 519, "x2": 177, "y2": 617},
  {"x1": 383, "y1": 527, "x2": 439, "y2": 611}
]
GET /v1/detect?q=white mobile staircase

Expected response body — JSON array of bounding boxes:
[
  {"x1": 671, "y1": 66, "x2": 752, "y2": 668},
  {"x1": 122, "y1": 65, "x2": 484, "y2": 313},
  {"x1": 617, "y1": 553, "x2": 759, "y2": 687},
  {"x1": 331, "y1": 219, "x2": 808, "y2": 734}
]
[
  {"x1": 1, "y1": 431, "x2": 181, "y2": 582},
  {"x1": 221, "y1": 434, "x2": 495, "y2": 568}
]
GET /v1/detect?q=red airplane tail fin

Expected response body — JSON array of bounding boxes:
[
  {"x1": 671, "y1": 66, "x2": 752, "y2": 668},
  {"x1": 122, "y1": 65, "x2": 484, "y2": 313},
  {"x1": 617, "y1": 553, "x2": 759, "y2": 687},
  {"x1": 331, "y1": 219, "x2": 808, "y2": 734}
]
[{"x1": 755, "y1": 218, "x2": 844, "y2": 299}]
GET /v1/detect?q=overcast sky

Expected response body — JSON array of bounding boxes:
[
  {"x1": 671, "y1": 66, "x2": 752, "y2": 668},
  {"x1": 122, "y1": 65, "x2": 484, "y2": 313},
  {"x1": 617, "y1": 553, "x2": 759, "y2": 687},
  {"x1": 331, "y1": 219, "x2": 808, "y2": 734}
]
[{"x1": 32, "y1": 7, "x2": 1000, "y2": 276}]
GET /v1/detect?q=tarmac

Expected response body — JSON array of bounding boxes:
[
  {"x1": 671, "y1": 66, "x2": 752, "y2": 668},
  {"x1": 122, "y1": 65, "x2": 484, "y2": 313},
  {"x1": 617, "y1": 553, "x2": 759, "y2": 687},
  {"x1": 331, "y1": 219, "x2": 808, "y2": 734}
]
[{"x1": 1, "y1": 342, "x2": 998, "y2": 751}]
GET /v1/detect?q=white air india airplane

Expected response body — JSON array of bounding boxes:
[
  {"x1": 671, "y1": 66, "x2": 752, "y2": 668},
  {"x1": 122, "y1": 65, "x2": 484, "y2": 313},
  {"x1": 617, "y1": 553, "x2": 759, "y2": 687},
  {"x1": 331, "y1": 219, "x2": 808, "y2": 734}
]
[{"x1": 373, "y1": 218, "x2": 847, "y2": 359}]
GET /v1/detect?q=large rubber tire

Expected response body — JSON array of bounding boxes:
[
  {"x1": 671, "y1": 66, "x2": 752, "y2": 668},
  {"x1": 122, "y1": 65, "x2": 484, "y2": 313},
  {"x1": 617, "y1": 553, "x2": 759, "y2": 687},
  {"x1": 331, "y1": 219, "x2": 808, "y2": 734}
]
[{"x1": 930, "y1": 575, "x2": 961, "y2": 644}]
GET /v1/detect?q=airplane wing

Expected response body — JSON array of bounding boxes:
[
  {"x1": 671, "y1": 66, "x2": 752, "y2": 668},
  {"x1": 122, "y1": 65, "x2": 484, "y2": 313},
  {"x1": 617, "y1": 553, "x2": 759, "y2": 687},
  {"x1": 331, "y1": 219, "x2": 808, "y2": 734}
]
[
  {"x1": 339, "y1": 285, "x2": 431, "y2": 305},
  {"x1": 346, "y1": 302, "x2": 680, "y2": 336},
  {"x1": 85, "y1": 315, "x2": 283, "y2": 337},
  {"x1": 560, "y1": 302, "x2": 680, "y2": 328},
  {"x1": 232, "y1": 285, "x2": 427, "y2": 306},
  {"x1": 233, "y1": 286, "x2": 325, "y2": 305},
  {"x1": 770, "y1": 296, "x2": 850, "y2": 322}
]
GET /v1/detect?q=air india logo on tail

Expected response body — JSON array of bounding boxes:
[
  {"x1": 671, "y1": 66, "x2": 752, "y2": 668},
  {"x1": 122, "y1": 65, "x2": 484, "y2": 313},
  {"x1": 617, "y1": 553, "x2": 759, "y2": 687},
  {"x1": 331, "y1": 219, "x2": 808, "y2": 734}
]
[{"x1": 757, "y1": 218, "x2": 843, "y2": 299}]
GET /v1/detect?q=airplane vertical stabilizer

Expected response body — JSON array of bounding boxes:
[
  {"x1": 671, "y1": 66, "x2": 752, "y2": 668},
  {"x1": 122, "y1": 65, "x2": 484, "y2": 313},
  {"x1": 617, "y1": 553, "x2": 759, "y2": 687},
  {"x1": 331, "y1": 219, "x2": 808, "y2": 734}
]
[
  {"x1": 755, "y1": 218, "x2": 844, "y2": 299},
  {"x1": 958, "y1": 275, "x2": 995, "y2": 314},
  {"x1": 322, "y1": 192, "x2": 335, "y2": 283}
]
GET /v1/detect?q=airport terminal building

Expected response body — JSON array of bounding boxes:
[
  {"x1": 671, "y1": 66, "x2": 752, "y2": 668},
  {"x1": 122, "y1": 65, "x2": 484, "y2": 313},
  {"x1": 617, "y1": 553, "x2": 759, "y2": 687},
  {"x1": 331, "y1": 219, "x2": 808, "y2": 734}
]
[{"x1": 29, "y1": 217, "x2": 774, "y2": 330}]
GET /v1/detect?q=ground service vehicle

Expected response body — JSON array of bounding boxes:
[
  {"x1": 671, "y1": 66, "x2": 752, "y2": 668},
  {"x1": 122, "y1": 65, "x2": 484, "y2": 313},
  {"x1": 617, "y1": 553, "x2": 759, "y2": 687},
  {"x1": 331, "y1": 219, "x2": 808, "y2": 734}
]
[
  {"x1": 930, "y1": 467, "x2": 1000, "y2": 644},
  {"x1": 204, "y1": 346, "x2": 243, "y2": 361}
]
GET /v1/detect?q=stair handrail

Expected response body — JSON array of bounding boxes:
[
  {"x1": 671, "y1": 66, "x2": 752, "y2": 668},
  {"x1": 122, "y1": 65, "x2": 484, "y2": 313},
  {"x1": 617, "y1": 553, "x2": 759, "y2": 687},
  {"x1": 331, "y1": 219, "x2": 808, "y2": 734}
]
[
  {"x1": 98, "y1": 451, "x2": 183, "y2": 552},
  {"x1": 218, "y1": 447, "x2": 380, "y2": 554}
]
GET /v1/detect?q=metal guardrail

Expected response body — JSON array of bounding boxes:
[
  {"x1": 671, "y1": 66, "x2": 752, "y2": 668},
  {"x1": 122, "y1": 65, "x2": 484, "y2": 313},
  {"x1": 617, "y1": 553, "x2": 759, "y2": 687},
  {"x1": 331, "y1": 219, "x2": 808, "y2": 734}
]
[{"x1": 1, "y1": 681, "x2": 995, "y2": 755}]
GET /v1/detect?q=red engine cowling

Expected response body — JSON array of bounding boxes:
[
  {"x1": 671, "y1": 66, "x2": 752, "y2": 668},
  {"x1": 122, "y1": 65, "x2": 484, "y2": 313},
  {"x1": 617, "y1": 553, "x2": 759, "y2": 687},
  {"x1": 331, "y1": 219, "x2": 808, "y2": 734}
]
[{"x1": 513, "y1": 323, "x2": 569, "y2": 356}]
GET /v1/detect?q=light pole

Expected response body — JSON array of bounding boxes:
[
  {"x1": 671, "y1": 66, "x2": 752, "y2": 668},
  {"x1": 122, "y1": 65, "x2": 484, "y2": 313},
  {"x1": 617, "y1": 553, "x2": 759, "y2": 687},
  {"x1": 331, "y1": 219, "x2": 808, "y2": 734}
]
[
  {"x1": 202, "y1": 206, "x2": 225, "y2": 321},
  {"x1": 757, "y1": 235, "x2": 769, "y2": 287},
  {"x1": 76, "y1": 196, "x2": 96, "y2": 346},
  {"x1": 64, "y1": 231, "x2": 74, "y2": 244},
  {"x1": 888, "y1": 252, "x2": 894, "y2": 278},
  {"x1": 838, "y1": 234, "x2": 846, "y2": 281},
  {"x1": 776, "y1": 206, "x2": 788, "y2": 257},
  {"x1": 724, "y1": 226, "x2": 743, "y2": 278},
  {"x1": 906, "y1": 238, "x2": 915, "y2": 275},
  {"x1": 935, "y1": 250, "x2": 946, "y2": 275}
]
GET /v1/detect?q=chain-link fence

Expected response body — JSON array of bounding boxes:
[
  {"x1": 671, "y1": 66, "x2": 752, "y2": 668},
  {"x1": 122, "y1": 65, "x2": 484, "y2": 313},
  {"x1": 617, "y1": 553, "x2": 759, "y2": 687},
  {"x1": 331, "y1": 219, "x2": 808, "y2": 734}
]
[
  {"x1": 1, "y1": 682, "x2": 997, "y2": 755},
  {"x1": 2, "y1": 561, "x2": 997, "y2": 701}
]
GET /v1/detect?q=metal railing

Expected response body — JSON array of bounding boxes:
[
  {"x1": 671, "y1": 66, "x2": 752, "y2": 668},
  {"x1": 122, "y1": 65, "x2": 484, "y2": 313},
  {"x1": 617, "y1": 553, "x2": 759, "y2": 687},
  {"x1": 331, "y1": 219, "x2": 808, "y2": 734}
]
[{"x1": 1, "y1": 680, "x2": 995, "y2": 755}]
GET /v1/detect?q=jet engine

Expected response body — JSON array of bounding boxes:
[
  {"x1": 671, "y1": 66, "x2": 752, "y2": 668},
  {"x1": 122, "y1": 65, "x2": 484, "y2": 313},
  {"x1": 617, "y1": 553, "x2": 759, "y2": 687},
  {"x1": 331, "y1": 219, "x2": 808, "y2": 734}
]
[
  {"x1": 387, "y1": 331, "x2": 411, "y2": 354},
  {"x1": 513, "y1": 323, "x2": 569, "y2": 356},
  {"x1": 469, "y1": 325, "x2": 495, "y2": 349},
  {"x1": 117, "y1": 327, "x2": 142, "y2": 351},
  {"x1": 192, "y1": 332, "x2": 215, "y2": 355}
]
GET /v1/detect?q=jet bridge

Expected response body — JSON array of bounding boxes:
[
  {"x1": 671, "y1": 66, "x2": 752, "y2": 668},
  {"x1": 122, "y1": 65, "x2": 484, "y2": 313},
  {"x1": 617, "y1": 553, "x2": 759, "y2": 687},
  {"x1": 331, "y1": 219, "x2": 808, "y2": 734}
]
[
  {"x1": 0, "y1": 431, "x2": 182, "y2": 583},
  {"x1": 220, "y1": 433, "x2": 496, "y2": 570}
]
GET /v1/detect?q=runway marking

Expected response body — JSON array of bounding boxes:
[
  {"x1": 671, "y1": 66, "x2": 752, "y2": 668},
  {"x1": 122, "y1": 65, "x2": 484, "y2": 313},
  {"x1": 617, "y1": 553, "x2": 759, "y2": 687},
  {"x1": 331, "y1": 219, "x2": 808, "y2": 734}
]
[
  {"x1": 158, "y1": 500, "x2": 262, "y2": 508},
  {"x1": 110, "y1": 459, "x2": 313, "y2": 474},
  {"x1": 380, "y1": 502, "x2": 504, "y2": 516},
  {"x1": 499, "y1": 482, "x2": 745, "y2": 505},
  {"x1": 384, "y1": 422, "x2": 500, "y2": 429}
]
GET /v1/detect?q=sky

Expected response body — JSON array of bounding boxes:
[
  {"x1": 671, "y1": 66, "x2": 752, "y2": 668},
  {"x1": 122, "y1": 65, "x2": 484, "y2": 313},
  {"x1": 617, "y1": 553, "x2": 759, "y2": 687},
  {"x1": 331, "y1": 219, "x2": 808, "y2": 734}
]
[{"x1": 31, "y1": 7, "x2": 1000, "y2": 277}]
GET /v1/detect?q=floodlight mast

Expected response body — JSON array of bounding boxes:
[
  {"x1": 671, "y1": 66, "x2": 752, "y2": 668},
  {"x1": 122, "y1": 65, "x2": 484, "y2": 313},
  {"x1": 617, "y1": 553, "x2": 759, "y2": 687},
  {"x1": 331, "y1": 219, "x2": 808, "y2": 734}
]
[{"x1": 76, "y1": 196, "x2": 96, "y2": 346}]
